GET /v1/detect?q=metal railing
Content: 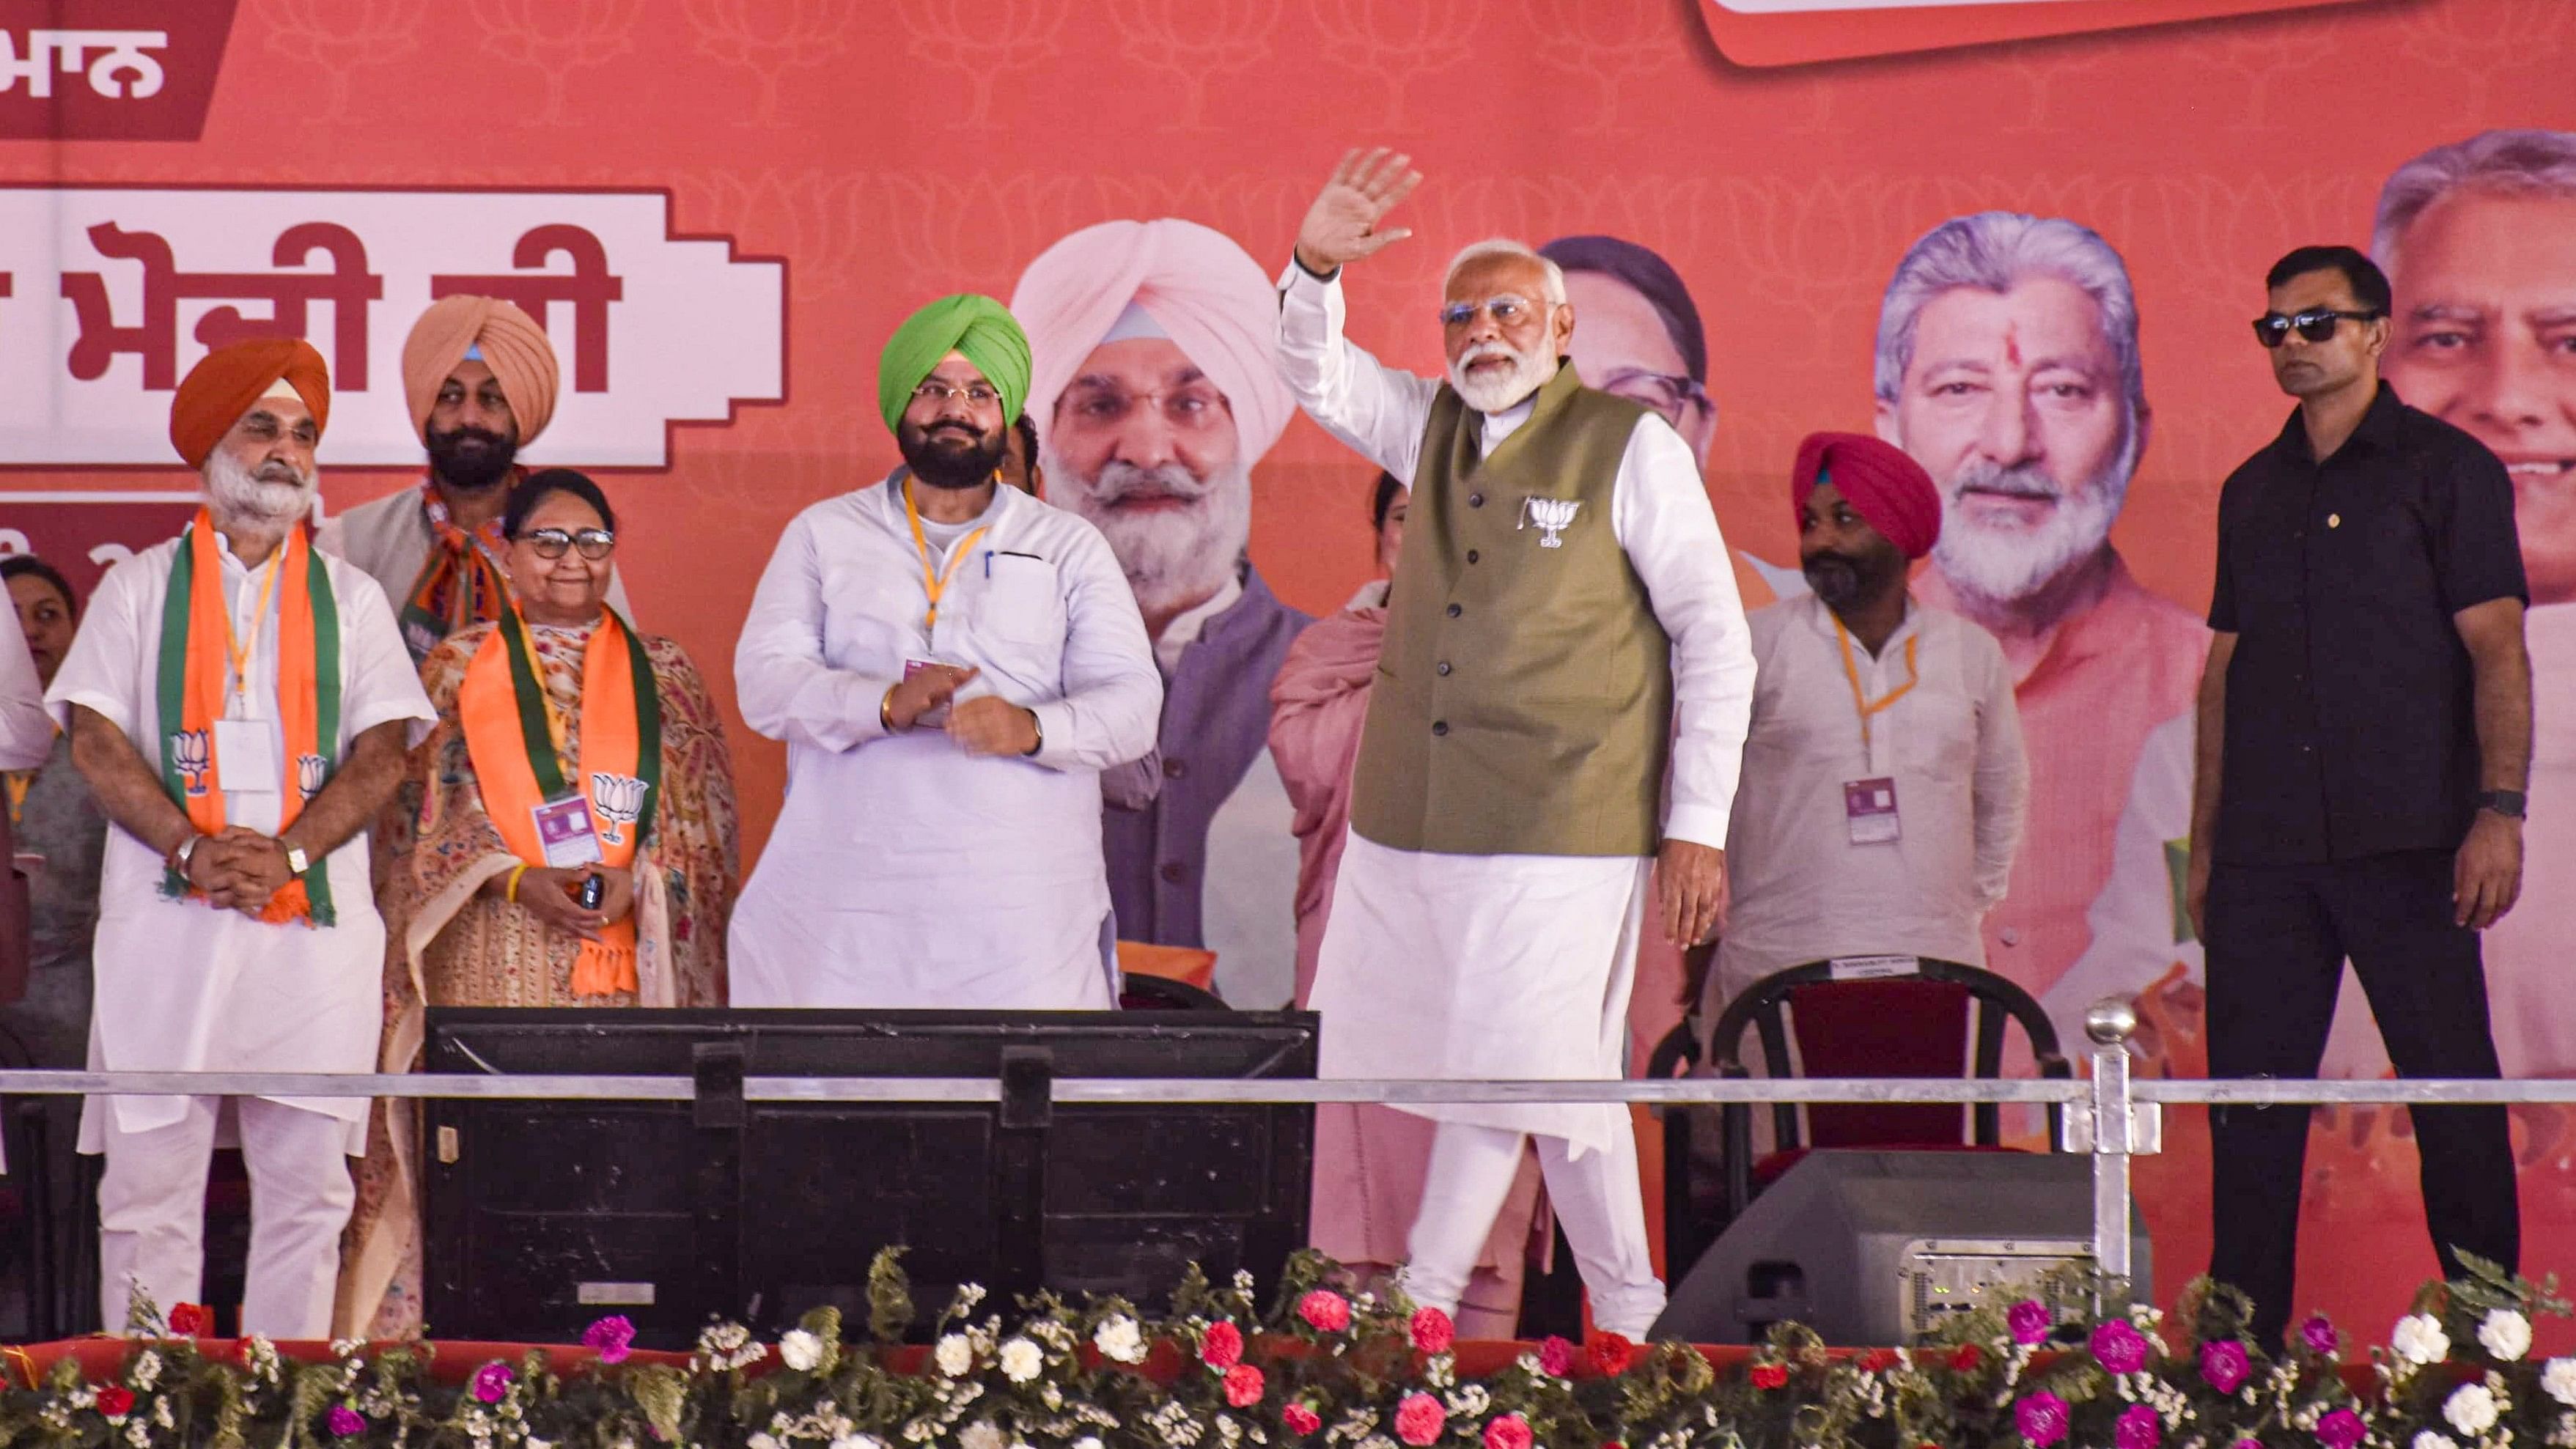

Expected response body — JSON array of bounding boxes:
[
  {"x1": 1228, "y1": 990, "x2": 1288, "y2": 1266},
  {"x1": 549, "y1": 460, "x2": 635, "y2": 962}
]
[{"x1": 7, "y1": 997, "x2": 2571, "y2": 1290}]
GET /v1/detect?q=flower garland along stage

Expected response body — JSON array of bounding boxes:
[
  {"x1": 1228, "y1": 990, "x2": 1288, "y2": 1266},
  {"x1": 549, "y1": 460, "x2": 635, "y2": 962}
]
[{"x1": 7, "y1": 1251, "x2": 2575, "y2": 1449}]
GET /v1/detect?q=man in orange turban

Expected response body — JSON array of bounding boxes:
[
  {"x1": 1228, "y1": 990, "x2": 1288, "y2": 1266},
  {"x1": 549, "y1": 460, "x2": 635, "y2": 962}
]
[
  {"x1": 43, "y1": 336, "x2": 433, "y2": 1338},
  {"x1": 317, "y1": 295, "x2": 628, "y2": 661}
]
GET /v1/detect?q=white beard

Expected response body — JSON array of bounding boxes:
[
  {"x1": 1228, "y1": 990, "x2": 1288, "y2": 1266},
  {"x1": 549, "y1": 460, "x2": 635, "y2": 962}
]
[
  {"x1": 203, "y1": 449, "x2": 317, "y2": 525},
  {"x1": 1447, "y1": 337, "x2": 1556, "y2": 414},
  {"x1": 1051, "y1": 454, "x2": 1253, "y2": 618},
  {"x1": 1927, "y1": 429, "x2": 2138, "y2": 610}
]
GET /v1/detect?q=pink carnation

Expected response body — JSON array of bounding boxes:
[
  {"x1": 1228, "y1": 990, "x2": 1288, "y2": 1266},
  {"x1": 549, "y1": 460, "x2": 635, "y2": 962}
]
[
  {"x1": 2301, "y1": 1317, "x2": 2341, "y2": 1360},
  {"x1": 1410, "y1": 1306, "x2": 1454, "y2": 1356},
  {"x1": 2091, "y1": 1320, "x2": 2150, "y2": 1375},
  {"x1": 470, "y1": 1363, "x2": 514, "y2": 1405},
  {"x1": 1282, "y1": 1404, "x2": 1322, "y2": 1437},
  {"x1": 2007, "y1": 1299, "x2": 2052, "y2": 1346},
  {"x1": 2201, "y1": 1340, "x2": 2250, "y2": 1394},
  {"x1": 2316, "y1": 1409, "x2": 2366, "y2": 1449},
  {"x1": 1484, "y1": 1415, "x2": 1533, "y2": 1449},
  {"x1": 1223, "y1": 1364, "x2": 1265, "y2": 1409},
  {"x1": 327, "y1": 1406, "x2": 365, "y2": 1438},
  {"x1": 2116, "y1": 1404, "x2": 2162, "y2": 1449},
  {"x1": 584, "y1": 1315, "x2": 636, "y2": 1365},
  {"x1": 1537, "y1": 1336, "x2": 1578, "y2": 1377},
  {"x1": 2015, "y1": 1392, "x2": 2070, "y2": 1448},
  {"x1": 1395, "y1": 1392, "x2": 1446, "y2": 1447},
  {"x1": 1298, "y1": 1289, "x2": 1351, "y2": 1333},
  {"x1": 1201, "y1": 1321, "x2": 1245, "y2": 1371}
]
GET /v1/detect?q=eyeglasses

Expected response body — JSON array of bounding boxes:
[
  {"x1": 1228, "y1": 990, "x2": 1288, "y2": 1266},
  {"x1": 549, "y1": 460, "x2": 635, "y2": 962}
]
[
  {"x1": 1438, "y1": 295, "x2": 1545, "y2": 329},
  {"x1": 1056, "y1": 383, "x2": 1231, "y2": 434},
  {"x1": 2252, "y1": 308, "x2": 2384, "y2": 347},
  {"x1": 1598, "y1": 366, "x2": 1715, "y2": 431},
  {"x1": 912, "y1": 381, "x2": 1005, "y2": 408},
  {"x1": 517, "y1": 527, "x2": 616, "y2": 560}
]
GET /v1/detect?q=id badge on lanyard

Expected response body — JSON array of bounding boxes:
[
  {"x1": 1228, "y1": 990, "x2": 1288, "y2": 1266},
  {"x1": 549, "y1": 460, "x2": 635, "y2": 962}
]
[
  {"x1": 1834, "y1": 616, "x2": 1915, "y2": 847},
  {"x1": 531, "y1": 795, "x2": 605, "y2": 867}
]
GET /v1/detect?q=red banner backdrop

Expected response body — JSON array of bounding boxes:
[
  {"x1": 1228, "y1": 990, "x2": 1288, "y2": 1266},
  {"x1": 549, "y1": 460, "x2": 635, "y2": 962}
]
[{"x1": 5, "y1": 0, "x2": 2575, "y2": 1343}]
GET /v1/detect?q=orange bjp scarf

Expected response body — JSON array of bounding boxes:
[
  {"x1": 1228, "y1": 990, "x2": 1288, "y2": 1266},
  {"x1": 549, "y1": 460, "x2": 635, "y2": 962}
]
[
  {"x1": 457, "y1": 602, "x2": 661, "y2": 995},
  {"x1": 155, "y1": 509, "x2": 339, "y2": 924}
]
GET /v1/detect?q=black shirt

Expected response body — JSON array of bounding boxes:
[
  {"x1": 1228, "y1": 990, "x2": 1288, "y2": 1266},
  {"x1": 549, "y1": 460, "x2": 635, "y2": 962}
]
[{"x1": 2208, "y1": 382, "x2": 2523, "y2": 866}]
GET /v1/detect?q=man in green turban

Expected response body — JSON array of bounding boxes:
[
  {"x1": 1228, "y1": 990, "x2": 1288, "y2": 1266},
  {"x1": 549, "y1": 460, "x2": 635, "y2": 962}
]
[{"x1": 727, "y1": 295, "x2": 1160, "y2": 1011}]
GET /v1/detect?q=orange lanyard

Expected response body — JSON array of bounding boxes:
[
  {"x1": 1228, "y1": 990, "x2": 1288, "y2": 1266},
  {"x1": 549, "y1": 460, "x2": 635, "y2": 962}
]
[
  {"x1": 902, "y1": 478, "x2": 990, "y2": 633},
  {"x1": 1833, "y1": 614, "x2": 1918, "y2": 753},
  {"x1": 223, "y1": 543, "x2": 286, "y2": 712}
]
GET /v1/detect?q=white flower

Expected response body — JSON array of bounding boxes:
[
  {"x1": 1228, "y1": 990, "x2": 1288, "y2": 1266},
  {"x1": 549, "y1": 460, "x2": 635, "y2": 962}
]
[
  {"x1": 2480, "y1": 1308, "x2": 2534, "y2": 1362},
  {"x1": 2543, "y1": 1357, "x2": 2576, "y2": 1406},
  {"x1": 832, "y1": 1437, "x2": 887, "y2": 1449},
  {"x1": 1075, "y1": 1438, "x2": 1105, "y2": 1449},
  {"x1": 2393, "y1": 1313, "x2": 2453, "y2": 1365},
  {"x1": 2446, "y1": 1383, "x2": 2501, "y2": 1437},
  {"x1": 998, "y1": 1338, "x2": 1044, "y2": 1384},
  {"x1": 749, "y1": 1435, "x2": 783, "y2": 1449},
  {"x1": 1095, "y1": 1316, "x2": 1147, "y2": 1365},
  {"x1": 2413, "y1": 1434, "x2": 2459, "y2": 1449},
  {"x1": 960, "y1": 1424, "x2": 1005, "y2": 1449},
  {"x1": 529, "y1": 1439, "x2": 556, "y2": 1449},
  {"x1": 780, "y1": 1330, "x2": 825, "y2": 1373},
  {"x1": 935, "y1": 1334, "x2": 975, "y2": 1377}
]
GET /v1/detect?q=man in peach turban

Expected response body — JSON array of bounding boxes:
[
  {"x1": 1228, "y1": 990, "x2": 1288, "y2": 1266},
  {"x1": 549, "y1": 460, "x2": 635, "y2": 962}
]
[
  {"x1": 43, "y1": 337, "x2": 432, "y2": 1338},
  {"x1": 1008, "y1": 218, "x2": 1307, "y2": 1010},
  {"x1": 317, "y1": 295, "x2": 628, "y2": 660}
]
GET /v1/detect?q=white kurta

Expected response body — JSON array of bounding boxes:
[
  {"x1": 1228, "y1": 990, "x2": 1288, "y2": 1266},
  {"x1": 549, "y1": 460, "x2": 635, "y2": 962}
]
[
  {"x1": 729, "y1": 477, "x2": 1161, "y2": 1009},
  {"x1": 45, "y1": 534, "x2": 433, "y2": 1152},
  {"x1": 0, "y1": 621, "x2": 51, "y2": 769},
  {"x1": 1278, "y1": 263, "x2": 1758, "y2": 1156}
]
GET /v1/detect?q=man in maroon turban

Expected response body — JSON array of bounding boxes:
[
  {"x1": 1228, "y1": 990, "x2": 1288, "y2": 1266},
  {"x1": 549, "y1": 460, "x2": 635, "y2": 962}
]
[{"x1": 1693, "y1": 429, "x2": 2030, "y2": 1043}]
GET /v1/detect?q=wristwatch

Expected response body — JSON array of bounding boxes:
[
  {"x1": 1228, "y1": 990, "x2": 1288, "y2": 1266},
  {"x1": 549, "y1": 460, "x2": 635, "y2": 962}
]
[
  {"x1": 169, "y1": 833, "x2": 204, "y2": 877},
  {"x1": 1023, "y1": 707, "x2": 1045, "y2": 758},
  {"x1": 284, "y1": 844, "x2": 312, "y2": 877},
  {"x1": 2476, "y1": 789, "x2": 2528, "y2": 819}
]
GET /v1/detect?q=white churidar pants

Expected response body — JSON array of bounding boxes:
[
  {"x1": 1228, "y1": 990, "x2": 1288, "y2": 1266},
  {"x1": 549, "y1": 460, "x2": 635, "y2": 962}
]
[
  {"x1": 1402, "y1": 1119, "x2": 1666, "y2": 1336},
  {"x1": 95, "y1": 1095, "x2": 356, "y2": 1337}
]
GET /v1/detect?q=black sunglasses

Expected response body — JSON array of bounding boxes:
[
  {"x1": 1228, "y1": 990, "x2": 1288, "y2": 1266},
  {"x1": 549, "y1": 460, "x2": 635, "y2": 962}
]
[
  {"x1": 2252, "y1": 308, "x2": 2383, "y2": 347},
  {"x1": 516, "y1": 526, "x2": 616, "y2": 560}
]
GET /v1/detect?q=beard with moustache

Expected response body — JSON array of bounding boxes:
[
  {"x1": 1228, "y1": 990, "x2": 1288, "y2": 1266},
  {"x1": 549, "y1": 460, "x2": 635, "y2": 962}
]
[
  {"x1": 1447, "y1": 335, "x2": 1559, "y2": 414},
  {"x1": 898, "y1": 415, "x2": 1009, "y2": 490},
  {"x1": 1802, "y1": 536, "x2": 1906, "y2": 613},
  {"x1": 1928, "y1": 424, "x2": 2138, "y2": 613},
  {"x1": 1052, "y1": 451, "x2": 1254, "y2": 618},
  {"x1": 425, "y1": 421, "x2": 520, "y2": 493},
  {"x1": 203, "y1": 448, "x2": 317, "y2": 525}
]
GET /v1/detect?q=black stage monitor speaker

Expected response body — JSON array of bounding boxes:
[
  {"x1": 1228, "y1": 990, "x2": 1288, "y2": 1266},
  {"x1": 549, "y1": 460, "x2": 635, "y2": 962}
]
[
  {"x1": 1649, "y1": 1150, "x2": 2150, "y2": 1346},
  {"x1": 422, "y1": 1009, "x2": 1316, "y2": 1347}
]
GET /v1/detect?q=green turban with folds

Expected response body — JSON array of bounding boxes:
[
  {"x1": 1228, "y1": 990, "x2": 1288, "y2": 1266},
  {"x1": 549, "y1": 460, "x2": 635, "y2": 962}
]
[{"x1": 877, "y1": 293, "x2": 1032, "y2": 430}]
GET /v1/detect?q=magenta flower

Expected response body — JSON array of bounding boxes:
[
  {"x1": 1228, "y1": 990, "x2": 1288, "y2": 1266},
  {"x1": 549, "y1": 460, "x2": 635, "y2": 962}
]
[
  {"x1": 584, "y1": 1315, "x2": 636, "y2": 1365},
  {"x1": 2301, "y1": 1316, "x2": 2340, "y2": 1359},
  {"x1": 327, "y1": 1406, "x2": 366, "y2": 1438},
  {"x1": 2091, "y1": 1320, "x2": 2151, "y2": 1375},
  {"x1": 2201, "y1": 1339, "x2": 2251, "y2": 1394},
  {"x1": 470, "y1": 1362, "x2": 514, "y2": 1404},
  {"x1": 2007, "y1": 1299, "x2": 2052, "y2": 1346},
  {"x1": 2016, "y1": 1391, "x2": 2071, "y2": 1448},
  {"x1": 2116, "y1": 1404, "x2": 2162, "y2": 1449},
  {"x1": 2316, "y1": 1408, "x2": 2366, "y2": 1449}
]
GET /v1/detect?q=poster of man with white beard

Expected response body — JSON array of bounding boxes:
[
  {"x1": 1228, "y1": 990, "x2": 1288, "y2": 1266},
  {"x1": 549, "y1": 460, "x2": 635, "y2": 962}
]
[
  {"x1": 1011, "y1": 219, "x2": 1311, "y2": 1007},
  {"x1": 1868, "y1": 213, "x2": 2211, "y2": 1052}
]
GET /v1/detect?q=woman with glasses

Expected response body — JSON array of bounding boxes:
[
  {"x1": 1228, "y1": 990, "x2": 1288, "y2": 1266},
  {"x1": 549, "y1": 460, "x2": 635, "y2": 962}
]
[{"x1": 338, "y1": 467, "x2": 738, "y2": 1335}]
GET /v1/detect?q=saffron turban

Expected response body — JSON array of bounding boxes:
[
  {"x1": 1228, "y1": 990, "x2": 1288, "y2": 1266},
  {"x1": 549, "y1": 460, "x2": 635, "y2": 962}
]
[
  {"x1": 878, "y1": 294, "x2": 1032, "y2": 431},
  {"x1": 1009, "y1": 218, "x2": 1294, "y2": 465},
  {"x1": 1792, "y1": 431, "x2": 1943, "y2": 560},
  {"x1": 401, "y1": 295, "x2": 561, "y2": 445},
  {"x1": 169, "y1": 338, "x2": 331, "y2": 469}
]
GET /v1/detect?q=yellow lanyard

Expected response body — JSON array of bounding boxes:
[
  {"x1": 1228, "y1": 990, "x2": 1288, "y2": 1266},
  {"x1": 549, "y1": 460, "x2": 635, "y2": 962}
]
[
  {"x1": 902, "y1": 477, "x2": 990, "y2": 633},
  {"x1": 224, "y1": 544, "x2": 287, "y2": 713},
  {"x1": 4, "y1": 768, "x2": 31, "y2": 825},
  {"x1": 1833, "y1": 614, "x2": 1918, "y2": 753}
]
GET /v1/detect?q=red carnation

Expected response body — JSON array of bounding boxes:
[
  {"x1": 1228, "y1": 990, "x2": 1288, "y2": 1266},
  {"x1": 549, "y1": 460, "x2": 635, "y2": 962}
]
[
  {"x1": 168, "y1": 1303, "x2": 212, "y2": 1338},
  {"x1": 1410, "y1": 1306, "x2": 1455, "y2": 1356},
  {"x1": 1949, "y1": 1343, "x2": 1984, "y2": 1372},
  {"x1": 1395, "y1": 1393, "x2": 1446, "y2": 1446},
  {"x1": 1283, "y1": 1404, "x2": 1323, "y2": 1437},
  {"x1": 1223, "y1": 1364, "x2": 1265, "y2": 1409},
  {"x1": 1860, "y1": 1349, "x2": 1900, "y2": 1374},
  {"x1": 1537, "y1": 1336, "x2": 1578, "y2": 1377},
  {"x1": 1298, "y1": 1289, "x2": 1352, "y2": 1334},
  {"x1": 1587, "y1": 1334, "x2": 1637, "y2": 1376},
  {"x1": 1750, "y1": 1363, "x2": 1789, "y2": 1390},
  {"x1": 1484, "y1": 1415, "x2": 1534, "y2": 1449},
  {"x1": 96, "y1": 1387, "x2": 136, "y2": 1418},
  {"x1": 1202, "y1": 1321, "x2": 1245, "y2": 1370}
]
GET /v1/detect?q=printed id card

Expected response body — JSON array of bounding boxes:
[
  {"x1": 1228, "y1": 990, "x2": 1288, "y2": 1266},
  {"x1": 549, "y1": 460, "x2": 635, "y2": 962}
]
[
  {"x1": 1844, "y1": 776, "x2": 1900, "y2": 844},
  {"x1": 532, "y1": 796, "x2": 605, "y2": 867}
]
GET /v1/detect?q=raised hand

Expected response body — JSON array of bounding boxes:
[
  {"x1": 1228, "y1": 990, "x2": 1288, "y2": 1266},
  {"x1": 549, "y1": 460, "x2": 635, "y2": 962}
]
[{"x1": 1295, "y1": 147, "x2": 1422, "y2": 276}]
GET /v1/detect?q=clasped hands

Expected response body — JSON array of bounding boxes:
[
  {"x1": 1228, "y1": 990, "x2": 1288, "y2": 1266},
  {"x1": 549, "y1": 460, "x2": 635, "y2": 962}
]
[
  {"x1": 883, "y1": 663, "x2": 1039, "y2": 758},
  {"x1": 180, "y1": 826, "x2": 302, "y2": 914}
]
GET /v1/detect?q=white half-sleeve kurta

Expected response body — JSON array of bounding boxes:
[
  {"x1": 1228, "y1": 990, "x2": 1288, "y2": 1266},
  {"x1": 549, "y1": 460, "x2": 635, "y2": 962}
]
[
  {"x1": 729, "y1": 477, "x2": 1161, "y2": 1009},
  {"x1": 45, "y1": 534, "x2": 433, "y2": 1153},
  {"x1": 1278, "y1": 262, "x2": 1758, "y2": 1154}
]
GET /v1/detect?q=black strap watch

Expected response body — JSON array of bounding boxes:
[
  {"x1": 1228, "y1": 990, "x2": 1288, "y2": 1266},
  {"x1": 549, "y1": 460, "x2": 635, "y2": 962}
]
[{"x1": 2477, "y1": 789, "x2": 2528, "y2": 819}]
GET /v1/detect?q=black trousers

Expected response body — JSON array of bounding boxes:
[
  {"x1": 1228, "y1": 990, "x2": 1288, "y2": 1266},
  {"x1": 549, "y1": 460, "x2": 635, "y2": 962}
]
[{"x1": 2204, "y1": 849, "x2": 2519, "y2": 1346}]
